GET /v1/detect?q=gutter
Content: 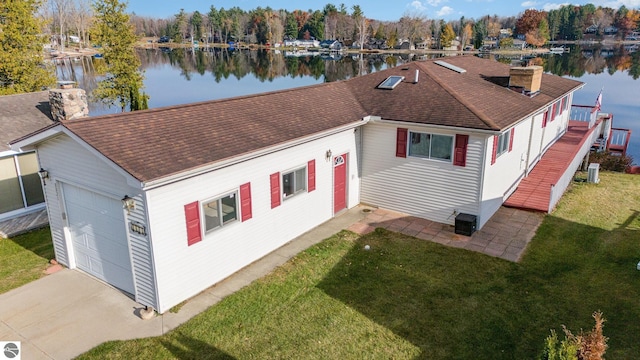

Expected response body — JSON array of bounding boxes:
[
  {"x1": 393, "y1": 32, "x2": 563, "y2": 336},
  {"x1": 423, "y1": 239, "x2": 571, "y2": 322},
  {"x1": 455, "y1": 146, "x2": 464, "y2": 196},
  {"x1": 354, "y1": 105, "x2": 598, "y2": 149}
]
[
  {"x1": 372, "y1": 118, "x2": 502, "y2": 135},
  {"x1": 142, "y1": 117, "x2": 370, "y2": 190}
]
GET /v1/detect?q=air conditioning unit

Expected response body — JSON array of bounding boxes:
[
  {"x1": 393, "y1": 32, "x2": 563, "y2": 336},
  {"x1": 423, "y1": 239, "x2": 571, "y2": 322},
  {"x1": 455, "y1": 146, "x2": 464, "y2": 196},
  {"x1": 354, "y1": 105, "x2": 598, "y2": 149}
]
[
  {"x1": 588, "y1": 163, "x2": 600, "y2": 183},
  {"x1": 455, "y1": 213, "x2": 477, "y2": 236}
]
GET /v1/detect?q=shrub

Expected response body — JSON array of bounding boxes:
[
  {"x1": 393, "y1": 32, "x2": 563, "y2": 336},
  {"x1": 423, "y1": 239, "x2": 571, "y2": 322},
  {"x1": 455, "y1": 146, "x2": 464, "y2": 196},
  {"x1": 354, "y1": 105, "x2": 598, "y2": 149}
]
[
  {"x1": 588, "y1": 151, "x2": 633, "y2": 172},
  {"x1": 541, "y1": 311, "x2": 608, "y2": 360}
]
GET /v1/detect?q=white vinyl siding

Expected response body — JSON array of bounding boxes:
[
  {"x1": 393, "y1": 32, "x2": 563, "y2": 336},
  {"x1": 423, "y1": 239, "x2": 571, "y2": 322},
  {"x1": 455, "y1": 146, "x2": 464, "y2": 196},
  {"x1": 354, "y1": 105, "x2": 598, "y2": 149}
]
[
  {"x1": 480, "y1": 118, "x2": 535, "y2": 229},
  {"x1": 146, "y1": 128, "x2": 361, "y2": 313},
  {"x1": 37, "y1": 134, "x2": 157, "y2": 308},
  {"x1": 361, "y1": 123, "x2": 481, "y2": 226}
]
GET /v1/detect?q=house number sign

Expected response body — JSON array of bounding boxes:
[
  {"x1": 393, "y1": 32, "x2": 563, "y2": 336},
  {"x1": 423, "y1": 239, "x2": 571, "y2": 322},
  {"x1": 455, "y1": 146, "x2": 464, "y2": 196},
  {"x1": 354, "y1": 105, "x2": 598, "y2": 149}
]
[{"x1": 129, "y1": 221, "x2": 147, "y2": 236}]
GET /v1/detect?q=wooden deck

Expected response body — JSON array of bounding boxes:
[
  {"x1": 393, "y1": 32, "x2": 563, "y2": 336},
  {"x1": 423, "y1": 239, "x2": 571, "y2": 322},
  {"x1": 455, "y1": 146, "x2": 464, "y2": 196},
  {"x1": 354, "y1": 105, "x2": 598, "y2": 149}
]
[{"x1": 504, "y1": 120, "x2": 598, "y2": 212}]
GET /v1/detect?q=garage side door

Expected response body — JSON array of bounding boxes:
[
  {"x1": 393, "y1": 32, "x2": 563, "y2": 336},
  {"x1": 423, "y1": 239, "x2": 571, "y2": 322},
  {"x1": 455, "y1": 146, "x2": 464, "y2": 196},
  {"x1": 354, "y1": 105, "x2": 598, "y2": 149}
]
[{"x1": 63, "y1": 183, "x2": 135, "y2": 294}]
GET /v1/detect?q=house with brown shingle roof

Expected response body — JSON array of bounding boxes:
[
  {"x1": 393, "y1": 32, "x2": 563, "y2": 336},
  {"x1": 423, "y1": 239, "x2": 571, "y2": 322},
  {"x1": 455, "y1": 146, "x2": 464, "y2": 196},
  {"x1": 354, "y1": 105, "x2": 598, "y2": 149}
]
[
  {"x1": 0, "y1": 88, "x2": 88, "y2": 222},
  {"x1": 11, "y1": 56, "x2": 585, "y2": 313},
  {"x1": 0, "y1": 91, "x2": 52, "y2": 220}
]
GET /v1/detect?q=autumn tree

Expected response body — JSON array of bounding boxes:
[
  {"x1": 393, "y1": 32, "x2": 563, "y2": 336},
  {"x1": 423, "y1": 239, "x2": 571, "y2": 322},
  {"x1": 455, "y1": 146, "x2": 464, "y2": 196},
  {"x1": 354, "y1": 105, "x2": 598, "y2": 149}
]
[
  {"x1": 616, "y1": 6, "x2": 640, "y2": 37},
  {"x1": 91, "y1": 0, "x2": 147, "y2": 111},
  {"x1": 440, "y1": 23, "x2": 455, "y2": 48},
  {"x1": 516, "y1": 9, "x2": 547, "y2": 36},
  {"x1": 460, "y1": 22, "x2": 473, "y2": 48},
  {"x1": 0, "y1": 0, "x2": 56, "y2": 95}
]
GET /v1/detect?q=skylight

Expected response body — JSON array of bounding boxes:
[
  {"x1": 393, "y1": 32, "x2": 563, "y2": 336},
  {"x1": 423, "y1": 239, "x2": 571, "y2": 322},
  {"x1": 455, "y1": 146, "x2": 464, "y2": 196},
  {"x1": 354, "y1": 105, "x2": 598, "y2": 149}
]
[
  {"x1": 378, "y1": 76, "x2": 405, "y2": 89},
  {"x1": 434, "y1": 60, "x2": 467, "y2": 74}
]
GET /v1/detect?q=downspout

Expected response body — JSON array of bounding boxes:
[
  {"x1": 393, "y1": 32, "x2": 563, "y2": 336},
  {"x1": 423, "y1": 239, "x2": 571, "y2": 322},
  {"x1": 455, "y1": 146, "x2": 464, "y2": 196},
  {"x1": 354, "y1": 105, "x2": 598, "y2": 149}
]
[
  {"x1": 476, "y1": 135, "x2": 490, "y2": 229},
  {"x1": 525, "y1": 113, "x2": 537, "y2": 175}
]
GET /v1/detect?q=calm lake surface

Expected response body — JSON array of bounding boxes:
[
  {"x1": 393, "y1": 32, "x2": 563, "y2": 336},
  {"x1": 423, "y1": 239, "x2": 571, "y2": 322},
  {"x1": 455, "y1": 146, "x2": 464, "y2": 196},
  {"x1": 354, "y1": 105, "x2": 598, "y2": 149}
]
[{"x1": 56, "y1": 45, "x2": 640, "y2": 162}]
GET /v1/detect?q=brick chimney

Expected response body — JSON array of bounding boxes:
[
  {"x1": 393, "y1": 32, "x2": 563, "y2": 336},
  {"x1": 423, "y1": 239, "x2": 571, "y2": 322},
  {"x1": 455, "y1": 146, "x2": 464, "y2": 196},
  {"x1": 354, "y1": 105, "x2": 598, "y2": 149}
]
[
  {"x1": 509, "y1": 65, "x2": 543, "y2": 93},
  {"x1": 49, "y1": 86, "x2": 89, "y2": 121}
]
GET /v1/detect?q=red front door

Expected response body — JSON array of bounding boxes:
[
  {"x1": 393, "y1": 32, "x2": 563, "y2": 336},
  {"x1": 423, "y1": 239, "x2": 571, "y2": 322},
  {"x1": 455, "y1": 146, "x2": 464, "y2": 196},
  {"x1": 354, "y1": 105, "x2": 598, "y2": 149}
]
[{"x1": 333, "y1": 154, "x2": 347, "y2": 214}]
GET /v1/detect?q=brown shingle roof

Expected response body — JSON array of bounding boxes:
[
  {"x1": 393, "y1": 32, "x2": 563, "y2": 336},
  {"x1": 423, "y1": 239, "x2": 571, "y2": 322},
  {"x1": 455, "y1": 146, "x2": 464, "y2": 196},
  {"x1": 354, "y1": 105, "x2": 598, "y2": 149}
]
[
  {"x1": 0, "y1": 91, "x2": 54, "y2": 151},
  {"x1": 346, "y1": 56, "x2": 582, "y2": 130},
  {"x1": 57, "y1": 56, "x2": 582, "y2": 183},
  {"x1": 63, "y1": 81, "x2": 369, "y2": 182}
]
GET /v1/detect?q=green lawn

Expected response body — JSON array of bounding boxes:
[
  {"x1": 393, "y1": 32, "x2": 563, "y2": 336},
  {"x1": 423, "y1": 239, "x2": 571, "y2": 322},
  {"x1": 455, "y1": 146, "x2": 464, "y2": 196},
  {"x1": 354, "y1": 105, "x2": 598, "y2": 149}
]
[
  {"x1": 0, "y1": 227, "x2": 54, "y2": 294},
  {"x1": 79, "y1": 172, "x2": 640, "y2": 359}
]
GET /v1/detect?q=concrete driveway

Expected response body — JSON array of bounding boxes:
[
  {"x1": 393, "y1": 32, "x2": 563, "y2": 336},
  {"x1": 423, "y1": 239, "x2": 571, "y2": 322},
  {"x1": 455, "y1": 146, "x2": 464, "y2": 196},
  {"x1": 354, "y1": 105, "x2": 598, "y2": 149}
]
[
  {"x1": 0, "y1": 270, "x2": 166, "y2": 359},
  {"x1": 0, "y1": 206, "x2": 374, "y2": 359}
]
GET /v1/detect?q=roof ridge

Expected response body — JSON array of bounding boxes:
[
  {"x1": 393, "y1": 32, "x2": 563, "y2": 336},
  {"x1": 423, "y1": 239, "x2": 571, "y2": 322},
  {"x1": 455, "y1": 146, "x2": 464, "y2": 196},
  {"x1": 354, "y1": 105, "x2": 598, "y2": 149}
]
[
  {"x1": 418, "y1": 60, "x2": 500, "y2": 131},
  {"x1": 63, "y1": 81, "x2": 344, "y2": 124}
]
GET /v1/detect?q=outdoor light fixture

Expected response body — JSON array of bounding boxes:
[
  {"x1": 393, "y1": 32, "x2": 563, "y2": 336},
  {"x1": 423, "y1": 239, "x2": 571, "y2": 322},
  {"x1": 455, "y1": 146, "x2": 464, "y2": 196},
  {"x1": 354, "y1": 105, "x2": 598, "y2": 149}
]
[
  {"x1": 38, "y1": 168, "x2": 49, "y2": 185},
  {"x1": 325, "y1": 149, "x2": 332, "y2": 160},
  {"x1": 122, "y1": 195, "x2": 135, "y2": 214}
]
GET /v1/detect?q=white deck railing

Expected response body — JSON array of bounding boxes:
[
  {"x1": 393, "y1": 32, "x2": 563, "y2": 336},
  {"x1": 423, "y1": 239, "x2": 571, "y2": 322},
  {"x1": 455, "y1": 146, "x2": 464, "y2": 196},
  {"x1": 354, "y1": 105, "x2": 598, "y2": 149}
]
[
  {"x1": 570, "y1": 105, "x2": 598, "y2": 129},
  {"x1": 548, "y1": 121, "x2": 603, "y2": 212}
]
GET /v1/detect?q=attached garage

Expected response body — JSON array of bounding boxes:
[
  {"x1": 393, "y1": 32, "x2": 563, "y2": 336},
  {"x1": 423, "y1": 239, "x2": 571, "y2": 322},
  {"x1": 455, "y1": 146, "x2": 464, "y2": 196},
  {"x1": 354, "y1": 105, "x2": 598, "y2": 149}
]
[{"x1": 62, "y1": 183, "x2": 135, "y2": 294}]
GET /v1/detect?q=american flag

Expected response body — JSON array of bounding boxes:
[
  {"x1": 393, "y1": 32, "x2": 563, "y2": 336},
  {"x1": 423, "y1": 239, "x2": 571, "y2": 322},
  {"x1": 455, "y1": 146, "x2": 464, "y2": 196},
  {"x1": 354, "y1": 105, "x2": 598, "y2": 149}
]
[{"x1": 594, "y1": 90, "x2": 603, "y2": 112}]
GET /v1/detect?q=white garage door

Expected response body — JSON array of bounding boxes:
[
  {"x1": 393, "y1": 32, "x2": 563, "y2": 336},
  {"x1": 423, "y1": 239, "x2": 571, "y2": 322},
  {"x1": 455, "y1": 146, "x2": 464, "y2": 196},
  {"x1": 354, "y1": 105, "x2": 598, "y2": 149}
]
[{"x1": 63, "y1": 184, "x2": 135, "y2": 294}]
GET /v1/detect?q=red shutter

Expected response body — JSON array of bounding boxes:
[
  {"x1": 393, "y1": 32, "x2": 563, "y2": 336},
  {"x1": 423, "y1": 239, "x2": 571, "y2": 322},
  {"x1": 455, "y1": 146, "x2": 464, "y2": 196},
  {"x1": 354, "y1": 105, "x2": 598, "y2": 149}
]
[
  {"x1": 491, "y1": 136, "x2": 498, "y2": 165},
  {"x1": 509, "y1": 128, "x2": 515, "y2": 152},
  {"x1": 184, "y1": 201, "x2": 201, "y2": 246},
  {"x1": 307, "y1": 159, "x2": 316, "y2": 192},
  {"x1": 396, "y1": 128, "x2": 408, "y2": 158},
  {"x1": 240, "y1": 182, "x2": 252, "y2": 222},
  {"x1": 542, "y1": 110, "x2": 548, "y2": 128},
  {"x1": 551, "y1": 103, "x2": 557, "y2": 121},
  {"x1": 560, "y1": 97, "x2": 566, "y2": 114},
  {"x1": 270, "y1": 172, "x2": 280, "y2": 208},
  {"x1": 453, "y1": 134, "x2": 468, "y2": 167}
]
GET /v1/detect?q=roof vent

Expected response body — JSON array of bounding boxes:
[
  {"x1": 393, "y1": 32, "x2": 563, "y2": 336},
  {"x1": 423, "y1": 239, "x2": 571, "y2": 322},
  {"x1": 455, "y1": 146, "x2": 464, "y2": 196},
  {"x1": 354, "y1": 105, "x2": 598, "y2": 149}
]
[
  {"x1": 377, "y1": 75, "x2": 404, "y2": 90},
  {"x1": 434, "y1": 60, "x2": 466, "y2": 74}
]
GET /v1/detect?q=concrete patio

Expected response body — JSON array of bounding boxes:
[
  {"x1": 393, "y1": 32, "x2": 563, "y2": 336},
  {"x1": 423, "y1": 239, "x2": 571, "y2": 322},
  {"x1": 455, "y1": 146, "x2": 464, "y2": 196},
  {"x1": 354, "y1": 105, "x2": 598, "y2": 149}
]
[{"x1": 347, "y1": 206, "x2": 544, "y2": 262}]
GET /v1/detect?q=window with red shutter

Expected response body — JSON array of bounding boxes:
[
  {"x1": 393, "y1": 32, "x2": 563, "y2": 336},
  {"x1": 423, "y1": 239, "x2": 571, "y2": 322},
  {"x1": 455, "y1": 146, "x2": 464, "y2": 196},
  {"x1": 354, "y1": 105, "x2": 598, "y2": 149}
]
[
  {"x1": 551, "y1": 102, "x2": 558, "y2": 121},
  {"x1": 184, "y1": 201, "x2": 202, "y2": 246},
  {"x1": 509, "y1": 128, "x2": 515, "y2": 152},
  {"x1": 240, "y1": 182, "x2": 252, "y2": 222},
  {"x1": 542, "y1": 109, "x2": 549, "y2": 128},
  {"x1": 270, "y1": 172, "x2": 280, "y2": 208},
  {"x1": 491, "y1": 136, "x2": 498, "y2": 165},
  {"x1": 307, "y1": 160, "x2": 316, "y2": 192},
  {"x1": 453, "y1": 134, "x2": 468, "y2": 167},
  {"x1": 396, "y1": 128, "x2": 408, "y2": 158}
]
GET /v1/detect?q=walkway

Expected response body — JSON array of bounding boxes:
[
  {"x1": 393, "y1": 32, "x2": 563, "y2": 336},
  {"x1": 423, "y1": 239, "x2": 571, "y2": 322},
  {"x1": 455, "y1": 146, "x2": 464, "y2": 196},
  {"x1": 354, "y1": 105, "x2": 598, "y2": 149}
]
[
  {"x1": 347, "y1": 206, "x2": 543, "y2": 262},
  {"x1": 0, "y1": 208, "x2": 48, "y2": 238},
  {"x1": 504, "y1": 120, "x2": 597, "y2": 212}
]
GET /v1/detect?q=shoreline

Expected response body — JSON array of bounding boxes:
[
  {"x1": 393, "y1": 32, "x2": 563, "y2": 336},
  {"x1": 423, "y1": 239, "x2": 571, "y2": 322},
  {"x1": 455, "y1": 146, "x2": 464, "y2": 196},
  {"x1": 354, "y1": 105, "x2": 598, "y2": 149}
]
[{"x1": 47, "y1": 38, "x2": 640, "y2": 60}]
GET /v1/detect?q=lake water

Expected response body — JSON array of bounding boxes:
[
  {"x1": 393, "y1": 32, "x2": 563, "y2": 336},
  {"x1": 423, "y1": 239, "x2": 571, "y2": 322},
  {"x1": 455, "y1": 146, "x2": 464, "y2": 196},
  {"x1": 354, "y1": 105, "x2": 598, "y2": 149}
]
[{"x1": 56, "y1": 46, "x2": 639, "y2": 162}]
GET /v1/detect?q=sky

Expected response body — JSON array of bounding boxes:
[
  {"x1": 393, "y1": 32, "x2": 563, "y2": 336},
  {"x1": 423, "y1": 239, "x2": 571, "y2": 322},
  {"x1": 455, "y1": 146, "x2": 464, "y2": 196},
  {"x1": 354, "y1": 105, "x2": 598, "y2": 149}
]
[{"x1": 126, "y1": 0, "x2": 640, "y2": 22}]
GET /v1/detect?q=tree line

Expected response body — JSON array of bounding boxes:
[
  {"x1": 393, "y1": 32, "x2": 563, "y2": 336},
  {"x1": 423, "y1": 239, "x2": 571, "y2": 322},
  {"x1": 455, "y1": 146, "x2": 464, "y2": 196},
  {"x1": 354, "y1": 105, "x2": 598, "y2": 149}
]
[
  {"x1": 29, "y1": 1, "x2": 640, "y2": 52},
  {"x1": 124, "y1": 3, "x2": 639, "y2": 49}
]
